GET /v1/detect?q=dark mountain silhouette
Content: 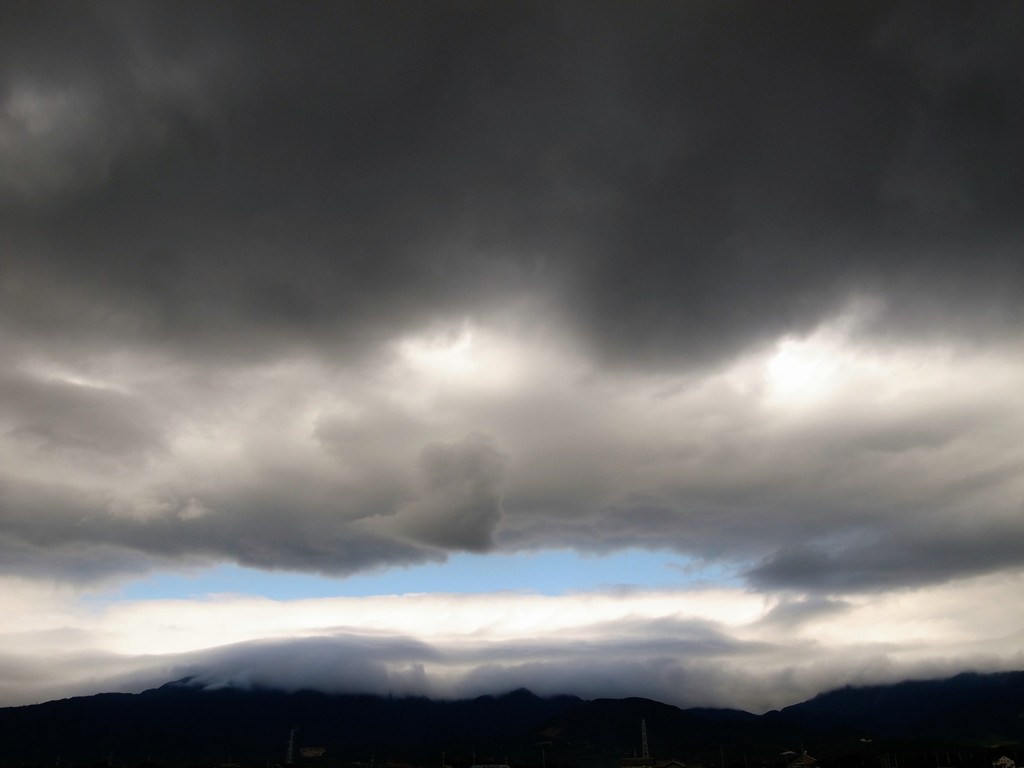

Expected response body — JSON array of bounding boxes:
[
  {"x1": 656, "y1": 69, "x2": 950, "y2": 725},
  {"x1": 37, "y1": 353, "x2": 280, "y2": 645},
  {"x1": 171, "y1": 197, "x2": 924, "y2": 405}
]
[
  {"x1": 1, "y1": 672, "x2": 1023, "y2": 767},
  {"x1": 769, "y1": 671, "x2": 1024, "y2": 744},
  {"x1": 534, "y1": 695, "x2": 798, "y2": 767},
  {"x1": 0, "y1": 681, "x2": 580, "y2": 766}
]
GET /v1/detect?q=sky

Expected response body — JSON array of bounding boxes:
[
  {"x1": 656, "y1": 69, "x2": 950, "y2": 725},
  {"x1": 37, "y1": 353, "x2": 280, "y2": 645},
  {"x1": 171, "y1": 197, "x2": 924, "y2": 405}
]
[{"x1": 1, "y1": 0, "x2": 1024, "y2": 714}]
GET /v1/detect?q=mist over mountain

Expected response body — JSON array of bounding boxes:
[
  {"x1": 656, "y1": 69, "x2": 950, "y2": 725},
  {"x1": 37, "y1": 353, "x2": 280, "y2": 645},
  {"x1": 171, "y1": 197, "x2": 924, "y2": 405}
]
[{"x1": 2, "y1": 672, "x2": 1022, "y2": 767}]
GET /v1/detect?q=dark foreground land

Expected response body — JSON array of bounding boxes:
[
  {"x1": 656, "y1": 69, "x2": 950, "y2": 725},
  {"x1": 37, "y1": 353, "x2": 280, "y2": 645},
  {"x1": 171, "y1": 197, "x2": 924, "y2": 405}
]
[{"x1": 2, "y1": 672, "x2": 1023, "y2": 768}]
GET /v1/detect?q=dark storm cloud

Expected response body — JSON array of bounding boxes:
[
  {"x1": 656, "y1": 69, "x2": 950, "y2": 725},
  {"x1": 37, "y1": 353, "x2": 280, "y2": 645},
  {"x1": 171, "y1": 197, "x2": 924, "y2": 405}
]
[
  {"x1": 1, "y1": 0, "x2": 554, "y2": 360},
  {"x1": 1, "y1": 1, "x2": 1023, "y2": 594},
  {"x1": 2, "y1": 1, "x2": 1022, "y2": 365}
]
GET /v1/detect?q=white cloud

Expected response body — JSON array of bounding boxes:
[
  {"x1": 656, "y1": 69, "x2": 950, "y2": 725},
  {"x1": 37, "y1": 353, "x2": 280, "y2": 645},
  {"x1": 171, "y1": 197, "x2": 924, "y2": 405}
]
[
  {"x1": 2, "y1": 307, "x2": 1024, "y2": 589},
  {"x1": 2, "y1": 570, "x2": 1023, "y2": 711}
]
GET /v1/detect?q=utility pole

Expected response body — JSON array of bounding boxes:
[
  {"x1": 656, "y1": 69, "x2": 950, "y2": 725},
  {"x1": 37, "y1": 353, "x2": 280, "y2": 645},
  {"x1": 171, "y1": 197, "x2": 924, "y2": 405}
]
[
  {"x1": 287, "y1": 728, "x2": 298, "y2": 766},
  {"x1": 641, "y1": 719, "x2": 650, "y2": 760}
]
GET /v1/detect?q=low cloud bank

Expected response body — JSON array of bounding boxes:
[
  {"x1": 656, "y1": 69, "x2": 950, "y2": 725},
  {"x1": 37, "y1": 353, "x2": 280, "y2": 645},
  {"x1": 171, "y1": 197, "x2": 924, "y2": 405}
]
[{"x1": 2, "y1": 576, "x2": 1022, "y2": 712}]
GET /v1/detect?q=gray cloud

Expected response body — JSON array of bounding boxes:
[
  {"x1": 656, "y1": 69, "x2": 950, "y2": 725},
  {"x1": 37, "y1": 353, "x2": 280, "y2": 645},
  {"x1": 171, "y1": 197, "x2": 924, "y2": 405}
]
[
  {"x1": 0, "y1": 0, "x2": 1023, "y2": 602},
  {"x1": 174, "y1": 635, "x2": 443, "y2": 698},
  {"x1": 0, "y1": 372, "x2": 164, "y2": 460},
  {"x1": 746, "y1": 519, "x2": 1024, "y2": 593},
  {"x1": 387, "y1": 434, "x2": 507, "y2": 553},
  {"x1": 756, "y1": 596, "x2": 854, "y2": 628},
  {"x1": 1, "y1": 2, "x2": 1021, "y2": 363}
]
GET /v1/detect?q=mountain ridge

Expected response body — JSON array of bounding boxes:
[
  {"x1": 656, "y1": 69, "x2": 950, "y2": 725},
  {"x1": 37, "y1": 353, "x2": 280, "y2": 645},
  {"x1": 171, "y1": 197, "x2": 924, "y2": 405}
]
[{"x1": 1, "y1": 671, "x2": 1022, "y2": 766}]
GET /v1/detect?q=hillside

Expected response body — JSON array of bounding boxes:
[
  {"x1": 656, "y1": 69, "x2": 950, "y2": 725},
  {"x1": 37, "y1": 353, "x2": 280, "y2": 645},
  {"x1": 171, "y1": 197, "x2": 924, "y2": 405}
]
[{"x1": 1, "y1": 672, "x2": 1022, "y2": 767}]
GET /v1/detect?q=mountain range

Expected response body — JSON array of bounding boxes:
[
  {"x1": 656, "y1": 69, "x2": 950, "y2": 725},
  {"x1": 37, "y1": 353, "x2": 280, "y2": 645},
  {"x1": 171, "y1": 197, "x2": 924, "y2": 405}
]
[{"x1": 1, "y1": 672, "x2": 1022, "y2": 768}]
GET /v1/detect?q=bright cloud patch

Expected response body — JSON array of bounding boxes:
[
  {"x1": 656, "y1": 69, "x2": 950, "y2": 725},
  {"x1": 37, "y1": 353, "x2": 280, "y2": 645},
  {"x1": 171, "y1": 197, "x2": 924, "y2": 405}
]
[
  {"x1": 2, "y1": 311, "x2": 1023, "y2": 591},
  {"x1": 2, "y1": 572, "x2": 1023, "y2": 712}
]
